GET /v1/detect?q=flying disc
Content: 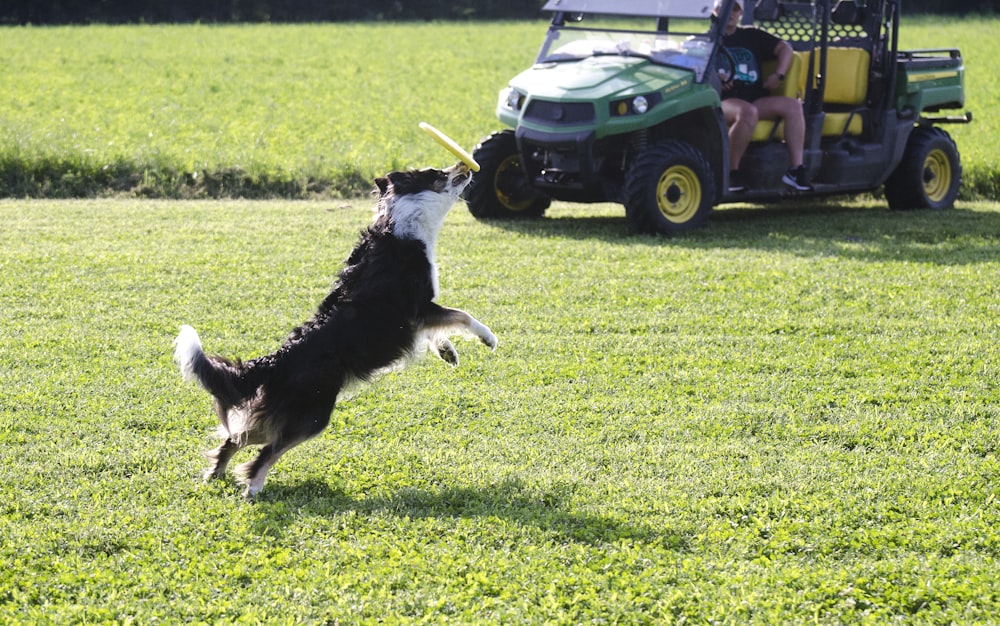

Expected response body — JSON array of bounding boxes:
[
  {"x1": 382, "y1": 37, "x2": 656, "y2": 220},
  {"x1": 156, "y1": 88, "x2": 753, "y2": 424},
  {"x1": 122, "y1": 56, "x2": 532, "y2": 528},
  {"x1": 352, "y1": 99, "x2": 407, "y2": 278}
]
[{"x1": 419, "y1": 122, "x2": 481, "y2": 172}]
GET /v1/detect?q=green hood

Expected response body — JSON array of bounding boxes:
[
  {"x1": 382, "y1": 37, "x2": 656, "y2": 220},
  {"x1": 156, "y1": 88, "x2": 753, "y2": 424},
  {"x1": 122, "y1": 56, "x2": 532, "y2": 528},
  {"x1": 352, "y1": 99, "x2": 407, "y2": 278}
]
[{"x1": 510, "y1": 56, "x2": 693, "y2": 102}]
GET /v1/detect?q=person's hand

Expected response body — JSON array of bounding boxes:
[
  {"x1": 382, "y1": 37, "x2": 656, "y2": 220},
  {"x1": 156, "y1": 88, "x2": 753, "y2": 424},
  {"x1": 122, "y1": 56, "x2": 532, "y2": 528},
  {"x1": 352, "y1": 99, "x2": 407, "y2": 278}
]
[
  {"x1": 763, "y1": 72, "x2": 783, "y2": 92},
  {"x1": 718, "y1": 69, "x2": 734, "y2": 91}
]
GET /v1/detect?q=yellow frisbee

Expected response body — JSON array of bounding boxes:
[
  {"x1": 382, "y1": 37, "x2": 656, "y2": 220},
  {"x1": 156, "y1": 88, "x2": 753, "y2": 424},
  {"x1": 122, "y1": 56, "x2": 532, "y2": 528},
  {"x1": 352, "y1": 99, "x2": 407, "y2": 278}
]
[{"x1": 419, "y1": 122, "x2": 481, "y2": 172}]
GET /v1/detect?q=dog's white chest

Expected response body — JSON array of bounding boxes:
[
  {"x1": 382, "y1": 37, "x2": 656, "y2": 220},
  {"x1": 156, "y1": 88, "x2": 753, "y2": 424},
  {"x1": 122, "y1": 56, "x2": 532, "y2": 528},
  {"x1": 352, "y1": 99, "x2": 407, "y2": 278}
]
[{"x1": 388, "y1": 194, "x2": 450, "y2": 299}]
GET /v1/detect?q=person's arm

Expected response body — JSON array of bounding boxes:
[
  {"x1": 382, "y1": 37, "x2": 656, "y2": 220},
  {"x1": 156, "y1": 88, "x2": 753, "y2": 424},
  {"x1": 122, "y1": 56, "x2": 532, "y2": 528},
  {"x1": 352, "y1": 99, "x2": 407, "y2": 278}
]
[{"x1": 763, "y1": 40, "x2": 794, "y2": 92}]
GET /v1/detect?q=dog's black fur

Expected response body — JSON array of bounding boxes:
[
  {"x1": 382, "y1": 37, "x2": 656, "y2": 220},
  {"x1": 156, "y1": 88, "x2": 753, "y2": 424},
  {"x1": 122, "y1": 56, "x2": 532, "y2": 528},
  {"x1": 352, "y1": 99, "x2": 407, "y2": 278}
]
[{"x1": 174, "y1": 163, "x2": 496, "y2": 498}]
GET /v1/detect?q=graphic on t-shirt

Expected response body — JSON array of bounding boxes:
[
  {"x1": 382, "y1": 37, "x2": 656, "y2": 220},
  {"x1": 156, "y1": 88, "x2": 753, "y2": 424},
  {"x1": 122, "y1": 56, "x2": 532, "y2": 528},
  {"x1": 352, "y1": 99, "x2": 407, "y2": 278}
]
[{"x1": 726, "y1": 46, "x2": 760, "y2": 85}]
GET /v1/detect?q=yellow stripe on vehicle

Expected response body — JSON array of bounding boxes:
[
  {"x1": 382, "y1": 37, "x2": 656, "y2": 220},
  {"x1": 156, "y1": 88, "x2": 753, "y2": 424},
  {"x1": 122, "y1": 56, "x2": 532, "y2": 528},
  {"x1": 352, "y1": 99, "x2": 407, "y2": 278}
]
[{"x1": 908, "y1": 71, "x2": 959, "y2": 83}]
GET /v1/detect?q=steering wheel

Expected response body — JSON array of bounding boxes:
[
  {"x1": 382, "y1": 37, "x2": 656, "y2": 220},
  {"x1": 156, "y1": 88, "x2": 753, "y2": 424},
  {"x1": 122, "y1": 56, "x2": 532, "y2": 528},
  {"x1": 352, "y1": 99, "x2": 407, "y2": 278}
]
[{"x1": 715, "y1": 46, "x2": 737, "y2": 84}]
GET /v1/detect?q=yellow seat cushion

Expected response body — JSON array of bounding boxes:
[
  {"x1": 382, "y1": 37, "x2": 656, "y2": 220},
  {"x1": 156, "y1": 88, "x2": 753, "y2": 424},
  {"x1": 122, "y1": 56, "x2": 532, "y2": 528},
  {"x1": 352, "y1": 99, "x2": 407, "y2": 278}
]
[
  {"x1": 815, "y1": 48, "x2": 870, "y2": 105},
  {"x1": 813, "y1": 48, "x2": 869, "y2": 136},
  {"x1": 751, "y1": 48, "x2": 869, "y2": 140},
  {"x1": 751, "y1": 119, "x2": 785, "y2": 141}
]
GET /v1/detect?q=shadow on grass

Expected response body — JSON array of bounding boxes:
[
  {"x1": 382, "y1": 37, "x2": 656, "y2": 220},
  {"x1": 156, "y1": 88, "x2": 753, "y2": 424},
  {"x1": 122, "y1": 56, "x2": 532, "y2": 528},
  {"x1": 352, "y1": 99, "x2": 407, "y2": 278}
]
[
  {"x1": 249, "y1": 477, "x2": 688, "y2": 550},
  {"x1": 482, "y1": 199, "x2": 1000, "y2": 265}
]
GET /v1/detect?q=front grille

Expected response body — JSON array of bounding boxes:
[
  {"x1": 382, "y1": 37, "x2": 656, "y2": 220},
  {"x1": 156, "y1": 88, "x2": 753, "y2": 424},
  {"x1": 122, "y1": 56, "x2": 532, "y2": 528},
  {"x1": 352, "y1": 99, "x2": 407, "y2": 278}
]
[{"x1": 523, "y1": 100, "x2": 595, "y2": 124}]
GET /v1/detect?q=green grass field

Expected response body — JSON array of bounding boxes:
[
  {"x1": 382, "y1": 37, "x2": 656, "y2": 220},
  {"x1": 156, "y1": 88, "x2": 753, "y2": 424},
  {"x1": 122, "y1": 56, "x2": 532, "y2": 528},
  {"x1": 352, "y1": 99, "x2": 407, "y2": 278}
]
[
  {"x1": 2, "y1": 196, "x2": 999, "y2": 622},
  {"x1": 3, "y1": 15, "x2": 1000, "y2": 623},
  {"x1": 0, "y1": 16, "x2": 995, "y2": 199}
]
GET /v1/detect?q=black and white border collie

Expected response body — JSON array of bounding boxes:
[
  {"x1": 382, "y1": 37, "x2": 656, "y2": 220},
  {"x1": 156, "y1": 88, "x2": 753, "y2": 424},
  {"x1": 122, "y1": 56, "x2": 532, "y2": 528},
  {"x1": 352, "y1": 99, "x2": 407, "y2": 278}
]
[{"x1": 174, "y1": 163, "x2": 496, "y2": 498}]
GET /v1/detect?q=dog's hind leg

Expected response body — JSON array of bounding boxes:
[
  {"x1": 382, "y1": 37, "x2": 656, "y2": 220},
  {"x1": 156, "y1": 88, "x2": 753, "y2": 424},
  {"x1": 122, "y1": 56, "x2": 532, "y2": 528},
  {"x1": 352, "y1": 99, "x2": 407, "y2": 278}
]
[
  {"x1": 234, "y1": 409, "x2": 333, "y2": 499},
  {"x1": 203, "y1": 401, "x2": 255, "y2": 481},
  {"x1": 203, "y1": 438, "x2": 242, "y2": 481},
  {"x1": 234, "y1": 443, "x2": 291, "y2": 499}
]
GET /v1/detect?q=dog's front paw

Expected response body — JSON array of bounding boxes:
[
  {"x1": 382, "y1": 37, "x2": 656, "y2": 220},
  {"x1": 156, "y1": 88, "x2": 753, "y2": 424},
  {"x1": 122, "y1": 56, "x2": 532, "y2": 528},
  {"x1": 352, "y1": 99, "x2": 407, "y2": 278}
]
[
  {"x1": 435, "y1": 339, "x2": 459, "y2": 366},
  {"x1": 480, "y1": 328, "x2": 498, "y2": 351}
]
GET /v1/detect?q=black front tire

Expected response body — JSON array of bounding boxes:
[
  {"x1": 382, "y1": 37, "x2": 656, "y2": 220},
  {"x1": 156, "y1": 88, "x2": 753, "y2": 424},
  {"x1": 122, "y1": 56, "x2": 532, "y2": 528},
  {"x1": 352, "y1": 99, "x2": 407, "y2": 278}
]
[
  {"x1": 623, "y1": 140, "x2": 716, "y2": 235},
  {"x1": 463, "y1": 130, "x2": 550, "y2": 219},
  {"x1": 885, "y1": 126, "x2": 962, "y2": 211}
]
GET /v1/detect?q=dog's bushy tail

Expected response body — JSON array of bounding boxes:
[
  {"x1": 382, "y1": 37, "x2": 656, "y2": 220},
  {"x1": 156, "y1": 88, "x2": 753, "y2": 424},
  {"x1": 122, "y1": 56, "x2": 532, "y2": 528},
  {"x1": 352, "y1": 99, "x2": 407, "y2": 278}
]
[{"x1": 174, "y1": 325, "x2": 263, "y2": 407}]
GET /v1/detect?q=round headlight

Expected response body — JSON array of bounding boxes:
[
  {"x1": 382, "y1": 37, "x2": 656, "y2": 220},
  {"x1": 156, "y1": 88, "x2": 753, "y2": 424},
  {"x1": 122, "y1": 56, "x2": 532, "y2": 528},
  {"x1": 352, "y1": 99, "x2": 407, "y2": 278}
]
[
  {"x1": 504, "y1": 88, "x2": 524, "y2": 111},
  {"x1": 632, "y1": 95, "x2": 649, "y2": 114}
]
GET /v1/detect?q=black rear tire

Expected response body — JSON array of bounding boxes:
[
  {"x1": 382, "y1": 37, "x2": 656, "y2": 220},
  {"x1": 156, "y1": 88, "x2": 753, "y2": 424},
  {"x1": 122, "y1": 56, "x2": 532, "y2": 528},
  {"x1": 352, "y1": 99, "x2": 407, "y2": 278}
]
[
  {"x1": 885, "y1": 126, "x2": 961, "y2": 211},
  {"x1": 624, "y1": 141, "x2": 716, "y2": 235},
  {"x1": 463, "y1": 130, "x2": 550, "y2": 219}
]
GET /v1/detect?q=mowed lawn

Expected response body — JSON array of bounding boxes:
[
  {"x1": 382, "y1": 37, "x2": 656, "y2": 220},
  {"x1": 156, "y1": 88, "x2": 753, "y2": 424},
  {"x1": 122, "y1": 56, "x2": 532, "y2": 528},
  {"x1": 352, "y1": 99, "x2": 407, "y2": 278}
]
[{"x1": 1, "y1": 196, "x2": 999, "y2": 622}]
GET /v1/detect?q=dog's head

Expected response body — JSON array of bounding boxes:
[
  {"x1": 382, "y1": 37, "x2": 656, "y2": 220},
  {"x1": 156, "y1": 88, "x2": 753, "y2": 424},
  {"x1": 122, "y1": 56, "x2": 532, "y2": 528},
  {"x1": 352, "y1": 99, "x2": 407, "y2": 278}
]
[
  {"x1": 372, "y1": 163, "x2": 472, "y2": 244},
  {"x1": 374, "y1": 162, "x2": 471, "y2": 205}
]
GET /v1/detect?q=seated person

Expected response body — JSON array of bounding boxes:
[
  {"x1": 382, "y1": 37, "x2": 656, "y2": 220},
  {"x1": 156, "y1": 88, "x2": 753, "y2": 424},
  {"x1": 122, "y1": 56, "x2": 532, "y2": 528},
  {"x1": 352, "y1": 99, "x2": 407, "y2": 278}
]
[{"x1": 716, "y1": 0, "x2": 812, "y2": 192}]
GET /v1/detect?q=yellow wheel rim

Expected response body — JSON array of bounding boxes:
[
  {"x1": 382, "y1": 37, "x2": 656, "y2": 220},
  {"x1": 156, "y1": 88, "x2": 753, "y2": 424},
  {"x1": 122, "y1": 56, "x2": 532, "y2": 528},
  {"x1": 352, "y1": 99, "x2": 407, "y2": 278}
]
[
  {"x1": 923, "y1": 148, "x2": 952, "y2": 203},
  {"x1": 494, "y1": 155, "x2": 534, "y2": 212},
  {"x1": 656, "y1": 165, "x2": 702, "y2": 224}
]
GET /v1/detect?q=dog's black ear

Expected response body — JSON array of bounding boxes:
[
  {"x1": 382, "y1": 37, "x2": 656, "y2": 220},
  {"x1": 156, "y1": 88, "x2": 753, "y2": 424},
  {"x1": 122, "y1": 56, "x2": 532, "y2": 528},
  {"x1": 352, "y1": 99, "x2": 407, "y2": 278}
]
[
  {"x1": 385, "y1": 170, "x2": 419, "y2": 196},
  {"x1": 373, "y1": 176, "x2": 391, "y2": 198}
]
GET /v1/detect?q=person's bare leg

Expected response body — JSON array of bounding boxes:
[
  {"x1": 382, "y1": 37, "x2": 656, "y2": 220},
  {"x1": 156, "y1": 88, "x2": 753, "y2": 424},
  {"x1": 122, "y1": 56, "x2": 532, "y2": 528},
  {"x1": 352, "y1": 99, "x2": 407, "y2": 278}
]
[
  {"x1": 753, "y1": 95, "x2": 805, "y2": 167},
  {"x1": 722, "y1": 98, "x2": 758, "y2": 171}
]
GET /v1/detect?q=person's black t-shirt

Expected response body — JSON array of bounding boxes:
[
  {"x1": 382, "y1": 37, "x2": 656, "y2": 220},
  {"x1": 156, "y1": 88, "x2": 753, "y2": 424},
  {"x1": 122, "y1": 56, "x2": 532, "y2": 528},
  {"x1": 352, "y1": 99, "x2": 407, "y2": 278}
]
[{"x1": 721, "y1": 26, "x2": 782, "y2": 102}]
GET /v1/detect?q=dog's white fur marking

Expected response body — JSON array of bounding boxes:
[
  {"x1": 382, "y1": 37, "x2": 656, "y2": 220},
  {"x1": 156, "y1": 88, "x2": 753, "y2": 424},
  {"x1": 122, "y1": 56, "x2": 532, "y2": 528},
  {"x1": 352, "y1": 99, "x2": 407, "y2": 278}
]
[
  {"x1": 389, "y1": 190, "x2": 453, "y2": 249},
  {"x1": 390, "y1": 191, "x2": 450, "y2": 296},
  {"x1": 174, "y1": 324, "x2": 203, "y2": 383},
  {"x1": 218, "y1": 393, "x2": 265, "y2": 442},
  {"x1": 382, "y1": 168, "x2": 468, "y2": 297}
]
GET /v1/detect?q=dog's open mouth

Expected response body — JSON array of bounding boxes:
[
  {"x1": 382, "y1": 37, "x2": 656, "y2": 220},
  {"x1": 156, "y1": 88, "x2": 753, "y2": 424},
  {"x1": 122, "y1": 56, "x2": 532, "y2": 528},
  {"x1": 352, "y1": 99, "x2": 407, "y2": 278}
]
[{"x1": 451, "y1": 164, "x2": 472, "y2": 188}]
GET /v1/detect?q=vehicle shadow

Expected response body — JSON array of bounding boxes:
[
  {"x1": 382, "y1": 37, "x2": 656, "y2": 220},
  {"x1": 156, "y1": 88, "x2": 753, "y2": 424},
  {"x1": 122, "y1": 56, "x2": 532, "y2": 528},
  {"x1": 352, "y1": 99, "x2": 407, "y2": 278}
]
[
  {"x1": 249, "y1": 477, "x2": 690, "y2": 550},
  {"x1": 479, "y1": 200, "x2": 1000, "y2": 265}
]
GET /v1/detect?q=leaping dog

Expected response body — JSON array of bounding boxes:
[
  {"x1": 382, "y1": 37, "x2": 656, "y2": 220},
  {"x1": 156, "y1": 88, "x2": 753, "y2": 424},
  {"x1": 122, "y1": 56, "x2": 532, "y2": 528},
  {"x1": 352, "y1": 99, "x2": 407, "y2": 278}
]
[{"x1": 174, "y1": 162, "x2": 496, "y2": 498}]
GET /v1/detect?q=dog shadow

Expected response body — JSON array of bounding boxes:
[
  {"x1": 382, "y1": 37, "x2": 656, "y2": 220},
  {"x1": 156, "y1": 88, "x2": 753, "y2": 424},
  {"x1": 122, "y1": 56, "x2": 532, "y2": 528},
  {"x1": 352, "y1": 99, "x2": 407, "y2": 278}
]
[{"x1": 248, "y1": 477, "x2": 688, "y2": 550}]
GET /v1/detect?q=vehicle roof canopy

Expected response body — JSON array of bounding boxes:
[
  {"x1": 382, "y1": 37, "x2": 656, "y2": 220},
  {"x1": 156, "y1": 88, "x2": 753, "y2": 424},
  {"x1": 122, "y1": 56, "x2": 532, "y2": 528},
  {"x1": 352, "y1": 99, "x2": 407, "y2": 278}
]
[{"x1": 541, "y1": 0, "x2": 715, "y2": 19}]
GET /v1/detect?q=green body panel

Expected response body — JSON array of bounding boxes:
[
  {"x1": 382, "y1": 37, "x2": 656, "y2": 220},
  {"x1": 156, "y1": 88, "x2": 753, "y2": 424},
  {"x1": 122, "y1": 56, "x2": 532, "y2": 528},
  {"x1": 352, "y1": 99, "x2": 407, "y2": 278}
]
[
  {"x1": 497, "y1": 57, "x2": 720, "y2": 139},
  {"x1": 894, "y1": 51, "x2": 965, "y2": 113}
]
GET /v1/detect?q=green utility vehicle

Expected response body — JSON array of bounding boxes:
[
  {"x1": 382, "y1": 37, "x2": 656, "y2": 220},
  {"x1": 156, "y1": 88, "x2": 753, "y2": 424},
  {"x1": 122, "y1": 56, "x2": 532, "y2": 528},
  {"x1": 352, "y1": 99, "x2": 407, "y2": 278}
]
[{"x1": 463, "y1": 0, "x2": 971, "y2": 234}]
